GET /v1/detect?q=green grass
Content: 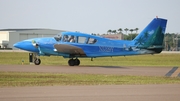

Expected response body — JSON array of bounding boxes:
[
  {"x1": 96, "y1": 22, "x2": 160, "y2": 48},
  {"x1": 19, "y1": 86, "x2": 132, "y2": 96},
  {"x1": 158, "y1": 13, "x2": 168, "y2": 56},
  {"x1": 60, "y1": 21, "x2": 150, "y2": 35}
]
[
  {"x1": 0, "y1": 52, "x2": 180, "y2": 87},
  {"x1": 0, "y1": 72, "x2": 180, "y2": 87},
  {"x1": 0, "y1": 52, "x2": 180, "y2": 66}
]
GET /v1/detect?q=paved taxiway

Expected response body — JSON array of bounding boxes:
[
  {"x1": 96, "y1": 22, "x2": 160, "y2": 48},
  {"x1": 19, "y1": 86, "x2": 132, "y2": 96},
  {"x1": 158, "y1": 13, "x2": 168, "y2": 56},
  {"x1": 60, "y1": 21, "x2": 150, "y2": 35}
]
[
  {"x1": 0, "y1": 84, "x2": 180, "y2": 101},
  {"x1": 0, "y1": 65, "x2": 180, "y2": 101},
  {"x1": 0, "y1": 65, "x2": 172, "y2": 76}
]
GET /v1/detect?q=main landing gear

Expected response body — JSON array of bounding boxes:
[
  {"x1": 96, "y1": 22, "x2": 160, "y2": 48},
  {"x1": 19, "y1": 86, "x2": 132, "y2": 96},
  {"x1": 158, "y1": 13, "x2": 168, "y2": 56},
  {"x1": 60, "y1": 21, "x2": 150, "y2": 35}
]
[{"x1": 68, "y1": 58, "x2": 80, "y2": 66}]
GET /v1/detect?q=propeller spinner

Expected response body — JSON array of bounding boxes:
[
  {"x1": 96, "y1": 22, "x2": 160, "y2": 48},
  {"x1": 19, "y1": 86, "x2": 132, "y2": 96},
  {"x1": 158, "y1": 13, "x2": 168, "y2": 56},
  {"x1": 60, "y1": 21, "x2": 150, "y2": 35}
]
[{"x1": 32, "y1": 40, "x2": 39, "y2": 47}]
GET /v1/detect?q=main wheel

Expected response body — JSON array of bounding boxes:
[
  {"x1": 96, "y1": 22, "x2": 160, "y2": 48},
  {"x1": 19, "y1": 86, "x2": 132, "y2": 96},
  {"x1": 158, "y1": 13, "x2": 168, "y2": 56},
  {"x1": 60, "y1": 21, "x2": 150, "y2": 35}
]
[
  {"x1": 68, "y1": 59, "x2": 75, "y2": 66},
  {"x1": 34, "y1": 58, "x2": 41, "y2": 65},
  {"x1": 74, "y1": 59, "x2": 80, "y2": 66}
]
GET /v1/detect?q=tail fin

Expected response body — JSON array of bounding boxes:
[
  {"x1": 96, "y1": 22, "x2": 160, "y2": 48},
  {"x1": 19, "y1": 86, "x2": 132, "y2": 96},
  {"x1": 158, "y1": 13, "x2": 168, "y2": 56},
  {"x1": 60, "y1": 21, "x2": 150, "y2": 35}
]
[{"x1": 133, "y1": 18, "x2": 167, "y2": 53}]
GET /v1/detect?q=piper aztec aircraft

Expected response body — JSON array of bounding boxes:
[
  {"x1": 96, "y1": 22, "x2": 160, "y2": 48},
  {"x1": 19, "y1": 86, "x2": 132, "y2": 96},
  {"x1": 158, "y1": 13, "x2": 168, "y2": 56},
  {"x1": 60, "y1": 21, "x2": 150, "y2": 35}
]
[{"x1": 14, "y1": 17, "x2": 167, "y2": 66}]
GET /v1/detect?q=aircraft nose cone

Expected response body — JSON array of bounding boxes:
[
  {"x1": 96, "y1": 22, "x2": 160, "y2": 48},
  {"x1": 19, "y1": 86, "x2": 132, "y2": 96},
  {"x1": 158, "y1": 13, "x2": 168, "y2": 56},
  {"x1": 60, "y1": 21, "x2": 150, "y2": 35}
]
[
  {"x1": 13, "y1": 42, "x2": 23, "y2": 49},
  {"x1": 13, "y1": 40, "x2": 39, "y2": 52},
  {"x1": 13, "y1": 42, "x2": 21, "y2": 48}
]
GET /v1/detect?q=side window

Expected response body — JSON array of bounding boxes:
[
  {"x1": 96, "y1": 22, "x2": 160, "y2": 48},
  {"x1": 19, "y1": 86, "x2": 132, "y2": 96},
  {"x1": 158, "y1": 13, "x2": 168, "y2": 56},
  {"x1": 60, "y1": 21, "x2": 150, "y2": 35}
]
[
  {"x1": 63, "y1": 35, "x2": 69, "y2": 42},
  {"x1": 78, "y1": 37, "x2": 86, "y2": 44},
  {"x1": 69, "y1": 35, "x2": 76, "y2": 43},
  {"x1": 88, "y1": 38, "x2": 97, "y2": 44},
  {"x1": 63, "y1": 35, "x2": 76, "y2": 43}
]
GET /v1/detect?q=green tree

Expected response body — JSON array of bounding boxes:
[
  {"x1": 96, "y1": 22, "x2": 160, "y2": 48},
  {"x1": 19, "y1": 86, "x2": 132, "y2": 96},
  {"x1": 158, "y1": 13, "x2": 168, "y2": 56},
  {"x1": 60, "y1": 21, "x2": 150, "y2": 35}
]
[
  {"x1": 129, "y1": 29, "x2": 134, "y2": 34},
  {"x1": 107, "y1": 29, "x2": 112, "y2": 34},
  {"x1": 118, "y1": 28, "x2": 123, "y2": 34},
  {"x1": 129, "y1": 29, "x2": 134, "y2": 40},
  {"x1": 112, "y1": 30, "x2": 117, "y2": 34},
  {"x1": 163, "y1": 33, "x2": 179, "y2": 51},
  {"x1": 124, "y1": 28, "x2": 129, "y2": 34},
  {"x1": 134, "y1": 28, "x2": 139, "y2": 34}
]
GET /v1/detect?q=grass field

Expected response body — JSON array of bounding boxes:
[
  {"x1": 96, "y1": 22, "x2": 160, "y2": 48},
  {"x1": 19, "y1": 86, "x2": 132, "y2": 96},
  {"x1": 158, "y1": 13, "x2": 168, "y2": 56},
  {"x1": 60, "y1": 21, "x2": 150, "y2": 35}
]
[
  {"x1": 0, "y1": 52, "x2": 180, "y2": 87},
  {"x1": 0, "y1": 52, "x2": 180, "y2": 66},
  {"x1": 0, "y1": 72, "x2": 180, "y2": 87}
]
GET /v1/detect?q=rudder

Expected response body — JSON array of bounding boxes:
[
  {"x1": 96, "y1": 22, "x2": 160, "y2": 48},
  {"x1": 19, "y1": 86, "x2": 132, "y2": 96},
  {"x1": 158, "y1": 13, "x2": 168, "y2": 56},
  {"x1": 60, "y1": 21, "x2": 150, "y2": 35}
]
[{"x1": 133, "y1": 18, "x2": 167, "y2": 53}]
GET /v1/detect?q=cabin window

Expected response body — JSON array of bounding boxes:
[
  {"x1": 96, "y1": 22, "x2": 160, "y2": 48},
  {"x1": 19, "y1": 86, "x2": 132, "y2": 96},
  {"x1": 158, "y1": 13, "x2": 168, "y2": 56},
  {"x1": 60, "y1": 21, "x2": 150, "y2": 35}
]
[
  {"x1": 69, "y1": 35, "x2": 76, "y2": 43},
  {"x1": 63, "y1": 35, "x2": 69, "y2": 42},
  {"x1": 88, "y1": 38, "x2": 97, "y2": 44},
  {"x1": 78, "y1": 37, "x2": 86, "y2": 44},
  {"x1": 63, "y1": 35, "x2": 76, "y2": 43}
]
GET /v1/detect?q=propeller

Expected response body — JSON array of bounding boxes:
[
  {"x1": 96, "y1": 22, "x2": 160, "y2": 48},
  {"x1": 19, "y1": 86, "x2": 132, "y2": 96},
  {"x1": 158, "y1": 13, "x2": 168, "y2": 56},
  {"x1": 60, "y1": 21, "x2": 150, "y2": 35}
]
[
  {"x1": 31, "y1": 39, "x2": 45, "y2": 55},
  {"x1": 32, "y1": 40, "x2": 39, "y2": 47}
]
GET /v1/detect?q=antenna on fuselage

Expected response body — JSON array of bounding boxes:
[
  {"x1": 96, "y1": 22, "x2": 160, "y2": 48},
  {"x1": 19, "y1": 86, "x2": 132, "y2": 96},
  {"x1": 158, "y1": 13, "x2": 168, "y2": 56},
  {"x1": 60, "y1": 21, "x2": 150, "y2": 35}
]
[{"x1": 156, "y1": 16, "x2": 158, "y2": 19}]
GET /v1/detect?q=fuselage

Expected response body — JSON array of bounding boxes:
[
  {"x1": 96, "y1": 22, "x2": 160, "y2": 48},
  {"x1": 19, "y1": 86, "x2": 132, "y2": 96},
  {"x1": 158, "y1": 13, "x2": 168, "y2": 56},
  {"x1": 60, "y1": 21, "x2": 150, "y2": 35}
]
[{"x1": 14, "y1": 32, "x2": 155, "y2": 58}]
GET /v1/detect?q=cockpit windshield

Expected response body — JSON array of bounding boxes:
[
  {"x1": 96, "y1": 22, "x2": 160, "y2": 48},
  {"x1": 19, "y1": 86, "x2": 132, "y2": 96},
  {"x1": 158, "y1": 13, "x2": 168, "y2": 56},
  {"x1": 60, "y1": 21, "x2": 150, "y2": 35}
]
[{"x1": 54, "y1": 34, "x2": 62, "y2": 42}]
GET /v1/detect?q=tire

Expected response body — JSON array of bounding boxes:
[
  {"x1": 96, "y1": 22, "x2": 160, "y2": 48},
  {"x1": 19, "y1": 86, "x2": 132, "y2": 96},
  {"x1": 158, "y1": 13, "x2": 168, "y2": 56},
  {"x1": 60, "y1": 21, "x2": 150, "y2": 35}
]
[
  {"x1": 34, "y1": 58, "x2": 41, "y2": 65},
  {"x1": 68, "y1": 59, "x2": 75, "y2": 66},
  {"x1": 74, "y1": 59, "x2": 80, "y2": 66}
]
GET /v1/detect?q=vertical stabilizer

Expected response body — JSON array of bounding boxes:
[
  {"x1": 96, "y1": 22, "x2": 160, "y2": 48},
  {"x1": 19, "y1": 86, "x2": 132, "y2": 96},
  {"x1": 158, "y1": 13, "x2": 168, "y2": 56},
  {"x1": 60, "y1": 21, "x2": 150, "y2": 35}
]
[{"x1": 133, "y1": 18, "x2": 167, "y2": 53}]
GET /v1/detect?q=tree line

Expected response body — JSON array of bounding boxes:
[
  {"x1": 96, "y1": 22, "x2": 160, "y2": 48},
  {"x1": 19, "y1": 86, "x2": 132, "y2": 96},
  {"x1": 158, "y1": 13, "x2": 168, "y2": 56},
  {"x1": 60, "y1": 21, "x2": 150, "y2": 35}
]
[
  {"x1": 105, "y1": 28, "x2": 180, "y2": 51},
  {"x1": 164, "y1": 33, "x2": 180, "y2": 51},
  {"x1": 107, "y1": 28, "x2": 139, "y2": 35},
  {"x1": 92, "y1": 28, "x2": 180, "y2": 51},
  {"x1": 105, "y1": 28, "x2": 139, "y2": 40}
]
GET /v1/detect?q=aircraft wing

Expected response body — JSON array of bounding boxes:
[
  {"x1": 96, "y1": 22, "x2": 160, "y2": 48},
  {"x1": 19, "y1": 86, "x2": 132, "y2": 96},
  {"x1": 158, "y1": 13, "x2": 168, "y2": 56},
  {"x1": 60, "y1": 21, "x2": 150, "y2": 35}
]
[{"x1": 54, "y1": 44, "x2": 86, "y2": 57}]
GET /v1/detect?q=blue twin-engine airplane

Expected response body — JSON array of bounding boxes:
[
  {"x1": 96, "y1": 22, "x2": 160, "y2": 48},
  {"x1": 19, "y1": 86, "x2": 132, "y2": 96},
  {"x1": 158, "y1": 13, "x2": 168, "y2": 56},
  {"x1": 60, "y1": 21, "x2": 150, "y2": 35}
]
[{"x1": 14, "y1": 17, "x2": 167, "y2": 66}]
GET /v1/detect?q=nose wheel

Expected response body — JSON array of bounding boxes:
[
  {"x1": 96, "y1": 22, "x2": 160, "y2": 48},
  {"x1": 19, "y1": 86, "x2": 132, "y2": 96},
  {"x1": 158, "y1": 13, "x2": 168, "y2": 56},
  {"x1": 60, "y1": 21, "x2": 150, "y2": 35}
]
[
  {"x1": 34, "y1": 58, "x2": 41, "y2": 65},
  {"x1": 68, "y1": 58, "x2": 80, "y2": 66}
]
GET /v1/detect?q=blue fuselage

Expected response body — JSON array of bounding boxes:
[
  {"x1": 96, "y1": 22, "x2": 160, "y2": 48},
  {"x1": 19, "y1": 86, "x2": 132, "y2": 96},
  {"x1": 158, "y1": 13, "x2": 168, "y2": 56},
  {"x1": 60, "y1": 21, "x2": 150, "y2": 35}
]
[{"x1": 13, "y1": 35, "x2": 152, "y2": 58}]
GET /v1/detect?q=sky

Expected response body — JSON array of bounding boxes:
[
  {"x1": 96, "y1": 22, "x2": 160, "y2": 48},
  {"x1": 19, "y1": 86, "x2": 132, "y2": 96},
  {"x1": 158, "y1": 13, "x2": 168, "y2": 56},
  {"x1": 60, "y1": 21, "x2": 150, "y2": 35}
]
[{"x1": 0, "y1": 0, "x2": 180, "y2": 34}]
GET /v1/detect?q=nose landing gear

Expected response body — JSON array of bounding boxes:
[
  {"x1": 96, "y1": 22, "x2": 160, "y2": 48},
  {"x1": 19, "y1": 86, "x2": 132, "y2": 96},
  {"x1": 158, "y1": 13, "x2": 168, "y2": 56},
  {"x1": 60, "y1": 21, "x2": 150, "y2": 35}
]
[
  {"x1": 33, "y1": 53, "x2": 41, "y2": 65},
  {"x1": 34, "y1": 58, "x2": 41, "y2": 65},
  {"x1": 68, "y1": 58, "x2": 80, "y2": 66}
]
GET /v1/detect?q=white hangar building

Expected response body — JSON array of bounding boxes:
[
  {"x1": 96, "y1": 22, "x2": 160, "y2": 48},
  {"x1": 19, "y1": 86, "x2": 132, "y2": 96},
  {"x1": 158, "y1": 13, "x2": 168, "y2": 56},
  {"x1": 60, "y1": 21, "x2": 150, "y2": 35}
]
[{"x1": 0, "y1": 29, "x2": 64, "y2": 50}]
